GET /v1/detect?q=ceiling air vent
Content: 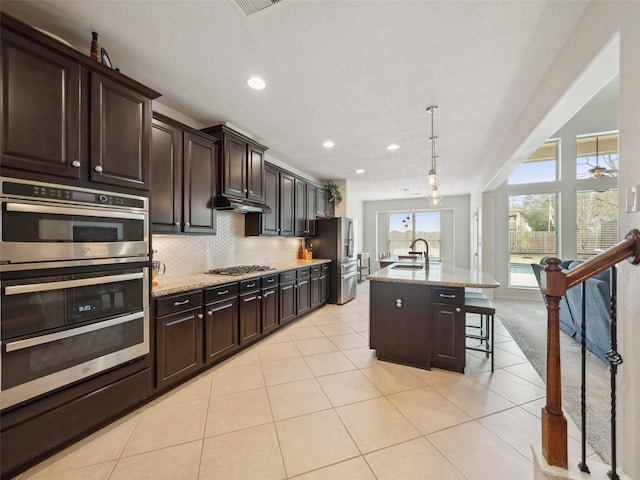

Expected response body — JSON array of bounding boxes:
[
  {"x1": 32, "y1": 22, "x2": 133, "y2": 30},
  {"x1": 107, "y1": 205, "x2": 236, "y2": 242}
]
[{"x1": 235, "y1": 0, "x2": 281, "y2": 16}]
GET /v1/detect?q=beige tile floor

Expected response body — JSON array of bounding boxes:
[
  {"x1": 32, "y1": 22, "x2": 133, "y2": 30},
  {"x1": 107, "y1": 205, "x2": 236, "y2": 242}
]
[{"x1": 14, "y1": 282, "x2": 598, "y2": 480}]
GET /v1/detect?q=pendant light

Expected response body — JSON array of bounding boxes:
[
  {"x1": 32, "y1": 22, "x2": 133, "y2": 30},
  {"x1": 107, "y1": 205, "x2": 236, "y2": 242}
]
[{"x1": 426, "y1": 105, "x2": 442, "y2": 207}]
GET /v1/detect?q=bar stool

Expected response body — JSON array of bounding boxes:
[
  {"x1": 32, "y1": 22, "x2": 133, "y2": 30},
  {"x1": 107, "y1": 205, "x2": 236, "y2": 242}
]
[{"x1": 465, "y1": 294, "x2": 495, "y2": 372}]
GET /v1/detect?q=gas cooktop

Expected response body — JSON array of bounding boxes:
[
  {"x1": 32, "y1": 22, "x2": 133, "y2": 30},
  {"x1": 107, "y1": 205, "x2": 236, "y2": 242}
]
[{"x1": 206, "y1": 265, "x2": 275, "y2": 276}]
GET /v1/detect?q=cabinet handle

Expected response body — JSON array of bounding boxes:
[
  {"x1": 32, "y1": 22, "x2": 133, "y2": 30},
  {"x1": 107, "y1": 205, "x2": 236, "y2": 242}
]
[
  {"x1": 207, "y1": 311, "x2": 213, "y2": 316},
  {"x1": 244, "y1": 188, "x2": 248, "y2": 193},
  {"x1": 249, "y1": 190, "x2": 253, "y2": 194},
  {"x1": 456, "y1": 308, "x2": 461, "y2": 313},
  {"x1": 278, "y1": 229, "x2": 281, "y2": 232},
  {"x1": 396, "y1": 299, "x2": 402, "y2": 308},
  {"x1": 217, "y1": 289, "x2": 229, "y2": 295},
  {"x1": 94, "y1": 165, "x2": 103, "y2": 173},
  {"x1": 294, "y1": 285, "x2": 298, "y2": 288},
  {"x1": 258, "y1": 295, "x2": 262, "y2": 299},
  {"x1": 266, "y1": 278, "x2": 275, "y2": 283},
  {"x1": 174, "y1": 299, "x2": 190, "y2": 306},
  {"x1": 246, "y1": 283, "x2": 256, "y2": 288},
  {"x1": 174, "y1": 222, "x2": 181, "y2": 226},
  {"x1": 72, "y1": 160, "x2": 81, "y2": 168},
  {"x1": 197, "y1": 313, "x2": 203, "y2": 319},
  {"x1": 185, "y1": 222, "x2": 190, "y2": 227},
  {"x1": 439, "y1": 294, "x2": 456, "y2": 299}
]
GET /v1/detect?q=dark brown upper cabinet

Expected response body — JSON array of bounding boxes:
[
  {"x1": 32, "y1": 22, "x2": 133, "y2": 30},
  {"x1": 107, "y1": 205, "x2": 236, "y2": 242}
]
[
  {"x1": 0, "y1": 13, "x2": 160, "y2": 191},
  {"x1": 151, "y1": 113, "x2": 218, "y2": 234},
  {"x1": 245, "y1": 163, "x2": 295, "y2": 237},
  {"x1": 90, "y1": 73, "x2": 152, "y2": 190},
  {"x1": 201, "y1": 124, "x2": 267, "y2": 204},
  {"x1": 294, "y1": 178, "x2": 316, "y2": 237}
]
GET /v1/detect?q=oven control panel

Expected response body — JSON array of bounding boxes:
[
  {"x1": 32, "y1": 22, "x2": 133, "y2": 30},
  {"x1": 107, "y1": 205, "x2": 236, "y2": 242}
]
[{"x1": 1, "y1": 178, "x2": 146, "y2": 209}]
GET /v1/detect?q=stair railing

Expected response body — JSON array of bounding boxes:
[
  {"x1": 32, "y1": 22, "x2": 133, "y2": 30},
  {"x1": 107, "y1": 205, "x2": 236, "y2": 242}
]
[{"x1": 540, "y1": 229, "x2": 640, "y2": 471}]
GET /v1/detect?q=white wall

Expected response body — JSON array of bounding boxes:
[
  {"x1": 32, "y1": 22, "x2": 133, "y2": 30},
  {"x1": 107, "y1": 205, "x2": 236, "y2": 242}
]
[{"x1": 362, "y1": 194, "x2": 470, "y2": 270}]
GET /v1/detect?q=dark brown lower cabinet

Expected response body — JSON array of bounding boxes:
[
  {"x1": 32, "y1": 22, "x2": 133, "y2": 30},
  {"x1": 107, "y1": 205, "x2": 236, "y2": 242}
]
[
  {"x1": 261, "y1": 285, "x2": 279, "y2": 333},
  {"x1": 296, "y1": 268, "x2": 311, "y2": 316},
  {"x1": 156, "y1": 291, "x2": 204, "y2": 389},
  {"x1": 279, "y1": 281, "x2": 297, "y2": 325},
  {"x1": 310, "y1": 266, "x2": 323, "y2": 309},
  {"x1": 240, "y1": 289, "x2": 262, "y2": 344},
  {"x1": 321, "y1": 263, "x2": 330, "y2": 303},
  {"x1": 204, "y1": 283, "x2": 240, "y2": 363},
  {"x1": 369, "y1": 282, "x2": 431, "y2": 369}
]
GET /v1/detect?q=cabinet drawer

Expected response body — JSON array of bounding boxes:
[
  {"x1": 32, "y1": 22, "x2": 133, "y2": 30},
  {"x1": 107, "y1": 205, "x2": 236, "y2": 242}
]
[
  {"x1": 240, "y1": 278, "x2": 261, "y2": 293},
  {"x1": 205, "y1": 283, "x2": 239, "y2": 303},
  {"x1": 279, "y1": 270, "x2": 296, "y2": 283},
  {"x1": 310, "y1": 265, "x2": 321, "y2": 277},
  {"x1": 322, "y1": 263, "x2": 330, "y2": 272},
  {"x1": 261, "y1": 274, "x2": 278, "y2": 287},
  {"x1": 297, "y1": 267, "x2": 311, "y2": 278},
  {"x1": 157, "y1": 291, "x2": 203, "y2": 317},
  {"x1": 432, "y1": 287, "x2": 464, "y2": 305}
]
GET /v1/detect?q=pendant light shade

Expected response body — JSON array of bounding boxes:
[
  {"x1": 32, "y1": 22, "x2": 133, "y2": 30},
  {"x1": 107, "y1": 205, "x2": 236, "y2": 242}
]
[{"x1": 426, "y1": 105, "x2": 441, "y2": 206}]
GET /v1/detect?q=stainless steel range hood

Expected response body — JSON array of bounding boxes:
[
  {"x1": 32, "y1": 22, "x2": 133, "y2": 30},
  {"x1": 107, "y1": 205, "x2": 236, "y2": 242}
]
[{"x1": 213, "y1": 195, "x2": 272, "y2": 214}]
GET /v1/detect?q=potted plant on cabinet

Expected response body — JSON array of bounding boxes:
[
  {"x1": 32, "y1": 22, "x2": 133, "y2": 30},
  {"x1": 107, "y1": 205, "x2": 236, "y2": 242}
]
[{"x1": 325, "y1": 181, "x2": 342, "y2": 205}]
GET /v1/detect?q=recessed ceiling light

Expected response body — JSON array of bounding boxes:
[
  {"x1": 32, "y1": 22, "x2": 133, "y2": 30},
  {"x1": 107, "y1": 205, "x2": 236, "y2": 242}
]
[
  {"x1": 247, "y1": 77, "x2": 266, "y2": 90},
  {"x1": 355, "y1": 169, "x2": 365, "y2": 174},
  {"x1": 323, "y1": 140, "x2": 335, "y2": 148},
  {"x1": 387, "y1": 144, "x2": 399, "y2": 150}
]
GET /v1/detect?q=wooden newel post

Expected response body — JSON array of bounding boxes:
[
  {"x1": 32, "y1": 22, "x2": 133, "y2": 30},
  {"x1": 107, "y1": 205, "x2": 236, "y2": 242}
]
[{"x1": 540, "y1": 257, "x2": 568, "y2": 468}]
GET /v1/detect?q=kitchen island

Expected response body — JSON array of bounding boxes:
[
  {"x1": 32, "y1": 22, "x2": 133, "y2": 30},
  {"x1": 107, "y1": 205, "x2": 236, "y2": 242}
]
[{"x1": 367, "y1": 263, "x2": 499, "y2": 373}]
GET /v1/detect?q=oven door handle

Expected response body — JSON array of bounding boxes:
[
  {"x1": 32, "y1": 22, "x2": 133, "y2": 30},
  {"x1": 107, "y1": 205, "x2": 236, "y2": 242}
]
[
  {"x1": 4, "y1": 272, "x2": 145, "y2": 295},
  {"x1": 4, "y1": 311, "x2": 145, "y2": 352},
  {"x1": 5, "y1": 202, "x2": 146, "y2": 221}
]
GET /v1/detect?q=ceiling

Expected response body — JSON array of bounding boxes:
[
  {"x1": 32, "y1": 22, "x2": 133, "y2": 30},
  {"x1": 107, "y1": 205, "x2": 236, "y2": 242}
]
[{"x1": 0, "y1": 0, "x2": 594, "y2": 201}]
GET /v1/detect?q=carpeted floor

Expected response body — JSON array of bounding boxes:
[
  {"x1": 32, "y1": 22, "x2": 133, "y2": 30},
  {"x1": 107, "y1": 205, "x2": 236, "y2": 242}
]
[{"x1": 493, "y1": 297, "x2": 612, "y2": 463}]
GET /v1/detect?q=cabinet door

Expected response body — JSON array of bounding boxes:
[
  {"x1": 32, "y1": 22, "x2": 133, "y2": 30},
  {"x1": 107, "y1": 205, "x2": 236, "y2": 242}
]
[
  {"x1": 321, "y1": 266, "x2": 330, "y2": 303},
  {"x1": 296, "y1": 277, "x2": 311, "y2": 315},
  {"x1": 306, "y1": 184, "x2": 316, "y2": 236},
  {"x1": 316, "y1": 188, "x2": 329, "y2": 217},
  {"x1": 310, "y1": 275, "x2": 322, "y2": 309},
  {"x1": 205, "y1": 297, "x2": 239, "y2": 363},
  {"x1": 369, "y1": 282, "x2": 431, "y2": 369},
  {"x1": 261, "y1": 164, "x2": 279, "y2": 235},
  {"x1": 247, "y1": 144, "x2": 265, "y2": 203},
  {"x1": 431, "y1": 303, "x2": 465, "y2": 373},
  {"x1": 240, "y1": 291, "x2": 262, "y2": 344},
  {"x1": 222, "y1": 134, "x2": 246, "y2": 198},
  {"x1": 156, "y1": 308, "x2": 203, "y2": 387},
  {"x1": 294, "y1": 178, "x2": 307, "y2": 237},
  {"x1": 151, "y1": 117, "x2": 182, "y2": 233},
  {"x1": 279, "y1": 172, "x2": 295, "y2": 236},
  {"x1": 279, "y1": 281, "x2": 297, "y2": 324},
  {"x1": 261, "y1": 286, "x2": 279, "y2": 333},
  {"x1": 1, "y1": 30, "x2": 81, "y2": 179},
  {"x1": 183, "y1": 131, "x2": 217, "y2": 234},
  {"x1": 90, "y1": 72, "x2": 151, "y2": 190}
]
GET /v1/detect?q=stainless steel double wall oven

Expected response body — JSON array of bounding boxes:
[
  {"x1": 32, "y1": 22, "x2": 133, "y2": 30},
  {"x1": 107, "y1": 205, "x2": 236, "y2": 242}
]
[{"x1": 0, "y1": 177, "x2": 150, "y2": 409}]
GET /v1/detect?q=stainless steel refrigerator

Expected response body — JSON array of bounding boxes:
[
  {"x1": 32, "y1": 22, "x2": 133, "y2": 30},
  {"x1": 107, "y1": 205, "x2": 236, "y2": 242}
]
[{"x1": 313, "y1": 217, "x2": 358, "y2": 304}]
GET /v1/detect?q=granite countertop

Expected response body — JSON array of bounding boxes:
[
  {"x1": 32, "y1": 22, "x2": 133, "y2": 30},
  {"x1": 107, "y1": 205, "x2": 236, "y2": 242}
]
[
  {"x1": 368, "y1": 262, "x2": 500, "y2": 288},
  {"x1": 152, "y1": 258, "x2": 332, "y2": 297}
]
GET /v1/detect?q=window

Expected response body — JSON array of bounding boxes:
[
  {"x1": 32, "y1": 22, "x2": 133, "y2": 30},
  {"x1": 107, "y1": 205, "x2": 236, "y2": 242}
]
[
  {"x1": 386, "y1": 211, "x2": 441, "y2": 261},
  {"x1": 576, "y1": 133, "x2": 618, "y2": 180},
  {"x1": 576, "y1": 189, "x2": 618, "y2": 259},
  {"x1": 508, "y1": 140, "x2": 558, "y2": 185},
  {"x1": 508, "y1": 193, "x2": 558, "y2": 287}
]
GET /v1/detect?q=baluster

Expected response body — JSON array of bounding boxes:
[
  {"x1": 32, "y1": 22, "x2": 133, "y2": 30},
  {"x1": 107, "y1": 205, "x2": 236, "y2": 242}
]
[
  {"x1": 606, "y1": 266, "x2": 621, "y2": 480},
  {"x1": 578, "y1": 281, "x2": 589, "y2": 473}
]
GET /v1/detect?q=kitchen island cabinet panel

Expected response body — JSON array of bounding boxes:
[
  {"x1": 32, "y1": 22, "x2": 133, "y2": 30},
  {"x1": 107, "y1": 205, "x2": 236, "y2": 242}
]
[{"x1": 369, "y1": 281, "x2": 431, "y2": 369}]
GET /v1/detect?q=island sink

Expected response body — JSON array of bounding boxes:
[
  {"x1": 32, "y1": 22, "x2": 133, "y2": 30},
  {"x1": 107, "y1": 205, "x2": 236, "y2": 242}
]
[{"x1": 391, "y1": 264, "x2": 425, "y2": 270}]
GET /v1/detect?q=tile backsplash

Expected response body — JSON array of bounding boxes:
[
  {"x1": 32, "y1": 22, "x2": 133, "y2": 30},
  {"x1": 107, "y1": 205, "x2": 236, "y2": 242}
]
[{"x1": 152, "y1": 212, "x2": 300, "y2": 277}]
